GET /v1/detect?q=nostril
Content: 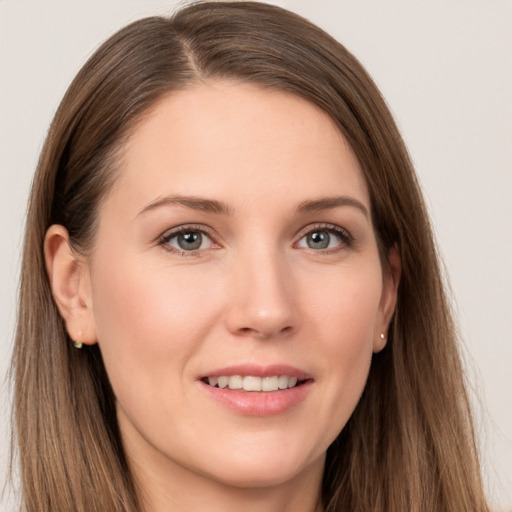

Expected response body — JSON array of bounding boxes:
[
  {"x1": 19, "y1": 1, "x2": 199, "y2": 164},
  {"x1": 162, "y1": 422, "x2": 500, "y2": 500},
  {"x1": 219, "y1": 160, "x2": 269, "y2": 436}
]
[
  {"x1": 236, "y1": 324, "x2": 294, "y2": 339},
  {"x1": 225, "y1": 288, "x2": 298, "y2": 338}
]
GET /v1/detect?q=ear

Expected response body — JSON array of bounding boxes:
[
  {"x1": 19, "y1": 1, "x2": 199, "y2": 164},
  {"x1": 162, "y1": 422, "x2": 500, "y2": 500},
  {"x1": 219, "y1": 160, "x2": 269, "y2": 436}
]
[
  {"x1": 373, "y1": 244, "x2": 401, "y2": 353},
  {"x1": 44, "y1": 225, "x2": 97, "y2": 345}
]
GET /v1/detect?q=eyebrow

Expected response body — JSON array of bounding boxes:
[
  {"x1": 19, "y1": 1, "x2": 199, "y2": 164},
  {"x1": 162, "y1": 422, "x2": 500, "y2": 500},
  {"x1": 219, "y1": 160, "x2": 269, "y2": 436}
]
[
  {"x1": 296, "y1": 196, "x2": 369, "y2": 218},
  {"x1": 137, "y1": 195, "x2": 233, "y2": 217},
  {"x1": 137, "y1": 194, "x2": 369, "y2": 219}
]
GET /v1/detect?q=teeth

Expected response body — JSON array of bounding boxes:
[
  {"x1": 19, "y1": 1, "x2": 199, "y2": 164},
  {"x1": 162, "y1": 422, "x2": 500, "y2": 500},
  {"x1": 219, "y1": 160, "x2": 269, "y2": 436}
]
[
  {"x1": 243, "y1": 376, "x2": 261, "y2": 391},
  {"x1": 262, "y1": 376, "x2": 278, "y2": 392},
  {"x1": 207, "y1": 375, "x2": 301, "y2": 391},
  {"x1": 278, "y1": 375, "x2": 289, "y2": 389},
  {"x1": 228, "y1": 375, "x2": 243, "y2": 389},
  {"x1": 217, "y1": 376, "x2": 229, "y2": 389}
]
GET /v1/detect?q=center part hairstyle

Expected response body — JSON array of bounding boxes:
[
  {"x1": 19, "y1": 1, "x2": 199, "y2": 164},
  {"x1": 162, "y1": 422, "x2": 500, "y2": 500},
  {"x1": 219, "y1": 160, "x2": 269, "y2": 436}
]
[{"x1": 12, "y1": 2, "x2": 489, "y2": 511}]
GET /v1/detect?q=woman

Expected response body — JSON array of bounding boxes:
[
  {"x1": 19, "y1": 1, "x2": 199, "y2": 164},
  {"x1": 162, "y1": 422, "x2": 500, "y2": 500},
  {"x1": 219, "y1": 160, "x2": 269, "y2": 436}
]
[{"x1": 11, "y1": 2, "x2": 490, "y2": 511}]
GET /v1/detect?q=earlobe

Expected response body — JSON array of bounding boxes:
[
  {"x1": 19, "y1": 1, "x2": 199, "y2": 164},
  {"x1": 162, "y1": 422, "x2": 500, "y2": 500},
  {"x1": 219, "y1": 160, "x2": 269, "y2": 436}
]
[
  {"x1": 44, "y1": 225, "x2": 97, "y2": 345},
  {"x1": 373, "y1": 244, "x2": 401, "y2": 353}
]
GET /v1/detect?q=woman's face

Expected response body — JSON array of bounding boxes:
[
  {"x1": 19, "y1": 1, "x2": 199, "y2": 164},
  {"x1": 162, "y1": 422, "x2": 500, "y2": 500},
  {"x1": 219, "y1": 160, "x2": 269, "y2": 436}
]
[{"x1": 76, "y1": 82, "x2": 398, "y2": 490}]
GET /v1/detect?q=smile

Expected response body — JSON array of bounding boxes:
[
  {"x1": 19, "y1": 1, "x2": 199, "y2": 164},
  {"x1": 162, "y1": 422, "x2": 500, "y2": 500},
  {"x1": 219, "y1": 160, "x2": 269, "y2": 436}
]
[
  {"x1": 204, "y1": 375, "x2": 302, "y2": 392},
  {"x1": 198, "y1": 365, "x2": 313, "y2": 415}
]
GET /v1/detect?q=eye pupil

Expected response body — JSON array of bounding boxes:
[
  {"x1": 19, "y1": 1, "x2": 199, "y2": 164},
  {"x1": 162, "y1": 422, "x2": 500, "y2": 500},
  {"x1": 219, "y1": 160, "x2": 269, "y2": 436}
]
[
  {"x1": 178, "y1": 231, "x2": 202, "y2": 250},
  {"x1": 307, "y1": 231, "x2": 330, "y2": 249}
]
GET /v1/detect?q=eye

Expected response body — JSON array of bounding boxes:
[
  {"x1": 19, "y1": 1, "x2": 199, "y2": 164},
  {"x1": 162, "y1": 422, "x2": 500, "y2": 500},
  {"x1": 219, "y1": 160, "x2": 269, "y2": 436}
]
[
  {"x1": 159, "y1": 226, "x2": 216, "y2": 254},
  {"x1": 296, "y1": 225, "x2": 352, "y2": 251}
]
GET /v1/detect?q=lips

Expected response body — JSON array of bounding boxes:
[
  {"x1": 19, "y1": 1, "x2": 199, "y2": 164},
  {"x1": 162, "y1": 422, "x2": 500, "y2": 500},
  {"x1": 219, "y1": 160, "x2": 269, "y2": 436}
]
[
  {"x1": 205, "y1": 375, "x2": 300, "y2": 392},
  {"x1": 198, "y1": 364, "x2": 313, "y2": 416}
]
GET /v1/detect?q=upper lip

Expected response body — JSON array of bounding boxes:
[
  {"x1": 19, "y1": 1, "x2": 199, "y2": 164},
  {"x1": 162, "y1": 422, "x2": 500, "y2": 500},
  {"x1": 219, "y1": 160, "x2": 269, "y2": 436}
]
[{"x1": 198, "y1": 364, "x2": 312, "y2": 380}]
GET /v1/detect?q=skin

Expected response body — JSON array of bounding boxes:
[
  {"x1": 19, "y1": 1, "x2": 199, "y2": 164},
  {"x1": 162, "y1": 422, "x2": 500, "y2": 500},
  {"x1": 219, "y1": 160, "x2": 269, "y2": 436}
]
[{"x1": 45, "y1": 81, "x2": 400, "y2": 512}]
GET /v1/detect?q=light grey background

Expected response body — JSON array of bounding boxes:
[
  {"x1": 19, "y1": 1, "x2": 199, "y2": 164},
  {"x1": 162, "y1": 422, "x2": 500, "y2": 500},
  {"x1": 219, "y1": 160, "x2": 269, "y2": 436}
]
[{"x1": 1, "y1": 1, "x2": 511, "y2": 510}]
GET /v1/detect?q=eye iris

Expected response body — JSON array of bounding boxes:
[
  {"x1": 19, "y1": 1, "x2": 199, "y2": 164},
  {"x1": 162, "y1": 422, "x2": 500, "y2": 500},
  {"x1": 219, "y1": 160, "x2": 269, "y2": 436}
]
[
  {"x1": 178, "y1": 231, "x2": 202, "y2": 250},
  {"x1": 307, "y1": 231, "x2": 330, "y2": 249}
]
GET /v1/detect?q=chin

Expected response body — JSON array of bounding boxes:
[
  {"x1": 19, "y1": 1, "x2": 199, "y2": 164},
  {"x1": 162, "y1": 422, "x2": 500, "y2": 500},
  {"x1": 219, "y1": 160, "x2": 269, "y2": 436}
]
[
  {"x1": 211, "y1": 464, "x2": 310, "y2": 489},
  {"x1": 196, "y1": 444, "x2": 324, "y2": 490}
]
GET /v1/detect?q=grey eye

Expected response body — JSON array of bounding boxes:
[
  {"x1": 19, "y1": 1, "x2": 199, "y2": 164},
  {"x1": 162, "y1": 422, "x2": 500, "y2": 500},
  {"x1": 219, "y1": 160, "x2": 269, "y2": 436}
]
[
  {"x1": 177, "y1": 231, "x2": 203, "y2": 250},
  {"x1": 306, "y1": 231, "x2": 331, "y2": 249},
  {"x1": 297, "y1": 228, "x2": 348, "y2": 250},
  {"x1": 167, "y1": 230, "x2": 213, "y2": 251}
]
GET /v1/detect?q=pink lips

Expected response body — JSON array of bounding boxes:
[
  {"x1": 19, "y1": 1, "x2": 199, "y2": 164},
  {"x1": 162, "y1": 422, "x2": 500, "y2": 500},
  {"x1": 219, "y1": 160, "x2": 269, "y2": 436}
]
[
  {"x1": 202, "y1": 364, "x2": 310, "y2": 380},
  {"x1": 198, "y1": 364, "x2": 313, "y2": 416}
]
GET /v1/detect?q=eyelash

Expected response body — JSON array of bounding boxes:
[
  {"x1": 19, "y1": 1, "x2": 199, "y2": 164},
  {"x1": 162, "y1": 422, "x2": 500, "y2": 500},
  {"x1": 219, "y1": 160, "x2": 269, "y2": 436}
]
[
  {"x1": 158, "y1": 224, "x2": 218, "y2": 257},
  {"x1": 158, "y1": 223, "x2": 354, "y2": 256},
  {"x1": 295, "y1": 223, "x2": 354, "y2": 254}
]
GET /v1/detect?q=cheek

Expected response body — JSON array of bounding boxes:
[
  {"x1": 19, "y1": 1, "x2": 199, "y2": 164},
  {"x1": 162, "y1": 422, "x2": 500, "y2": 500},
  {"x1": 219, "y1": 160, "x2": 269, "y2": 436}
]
[
  {"x1": 92, "y1": 250, "x2": 218, "y2": 335},
  {"x1": 88, "y1": 252, "x2": 221, "y2": 398},
  {"x1": 303, "y1": 265, "x2": 382, "y2": 433},
  {"x1": 304, "y1": 262, "x2": 383, "y2": 346}
]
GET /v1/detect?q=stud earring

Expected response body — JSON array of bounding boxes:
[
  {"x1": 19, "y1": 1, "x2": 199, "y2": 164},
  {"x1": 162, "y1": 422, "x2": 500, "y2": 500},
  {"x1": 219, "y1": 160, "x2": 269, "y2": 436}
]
[
  {"x1": 72, "y1": 340, "x2": 83, "y2": 349},
  {"x1": 380, "y1": 333, "x2": 385, "y2": 341}
]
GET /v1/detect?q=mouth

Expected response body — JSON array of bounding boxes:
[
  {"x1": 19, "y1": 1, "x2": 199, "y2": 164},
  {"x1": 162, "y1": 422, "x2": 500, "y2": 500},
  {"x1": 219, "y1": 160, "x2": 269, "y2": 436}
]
[
  {"x1": 198, "y1": 366, "x2": 313, "y2": 415},
  {"x1": 201, "y1": 375, "x2": 307, "y2": 392}
]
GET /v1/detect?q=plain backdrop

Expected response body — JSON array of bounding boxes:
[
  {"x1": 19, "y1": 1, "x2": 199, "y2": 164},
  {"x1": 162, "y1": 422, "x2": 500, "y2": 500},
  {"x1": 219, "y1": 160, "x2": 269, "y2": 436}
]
[{"x1": 1, "y1": 1, "x2": 511, "y2": 510}]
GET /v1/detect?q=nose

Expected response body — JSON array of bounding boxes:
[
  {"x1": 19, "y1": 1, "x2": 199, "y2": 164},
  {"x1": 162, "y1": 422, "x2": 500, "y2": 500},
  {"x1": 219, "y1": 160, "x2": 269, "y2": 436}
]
[{"x1": 224, "y1": 248, "x2": 299, "y2": 339}]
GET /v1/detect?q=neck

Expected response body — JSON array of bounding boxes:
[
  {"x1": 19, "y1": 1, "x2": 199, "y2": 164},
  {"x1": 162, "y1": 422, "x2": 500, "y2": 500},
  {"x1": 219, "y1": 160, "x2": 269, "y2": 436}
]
[{"x1": 128, "y1": 445, "x2": 324, "y2": 512}]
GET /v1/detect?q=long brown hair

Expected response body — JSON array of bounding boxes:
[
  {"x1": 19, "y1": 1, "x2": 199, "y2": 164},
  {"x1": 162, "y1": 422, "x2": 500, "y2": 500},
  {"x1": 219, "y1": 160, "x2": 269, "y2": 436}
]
[{"x1": 12, "y1": 2, "x2": 489, "y2": 511}]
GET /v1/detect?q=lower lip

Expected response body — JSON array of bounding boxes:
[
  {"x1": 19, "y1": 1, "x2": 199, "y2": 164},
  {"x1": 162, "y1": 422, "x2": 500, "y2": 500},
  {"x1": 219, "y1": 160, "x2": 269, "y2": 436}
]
[{"x1": 199, "y1": 380, "x2": 313, "y2": 416}]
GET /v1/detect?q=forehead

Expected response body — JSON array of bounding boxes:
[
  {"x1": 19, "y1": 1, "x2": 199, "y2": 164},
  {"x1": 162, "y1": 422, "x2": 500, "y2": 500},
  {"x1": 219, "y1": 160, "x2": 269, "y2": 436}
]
[{"x1": 109, "y1": 80, "x2": 370, "y2": 214}]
